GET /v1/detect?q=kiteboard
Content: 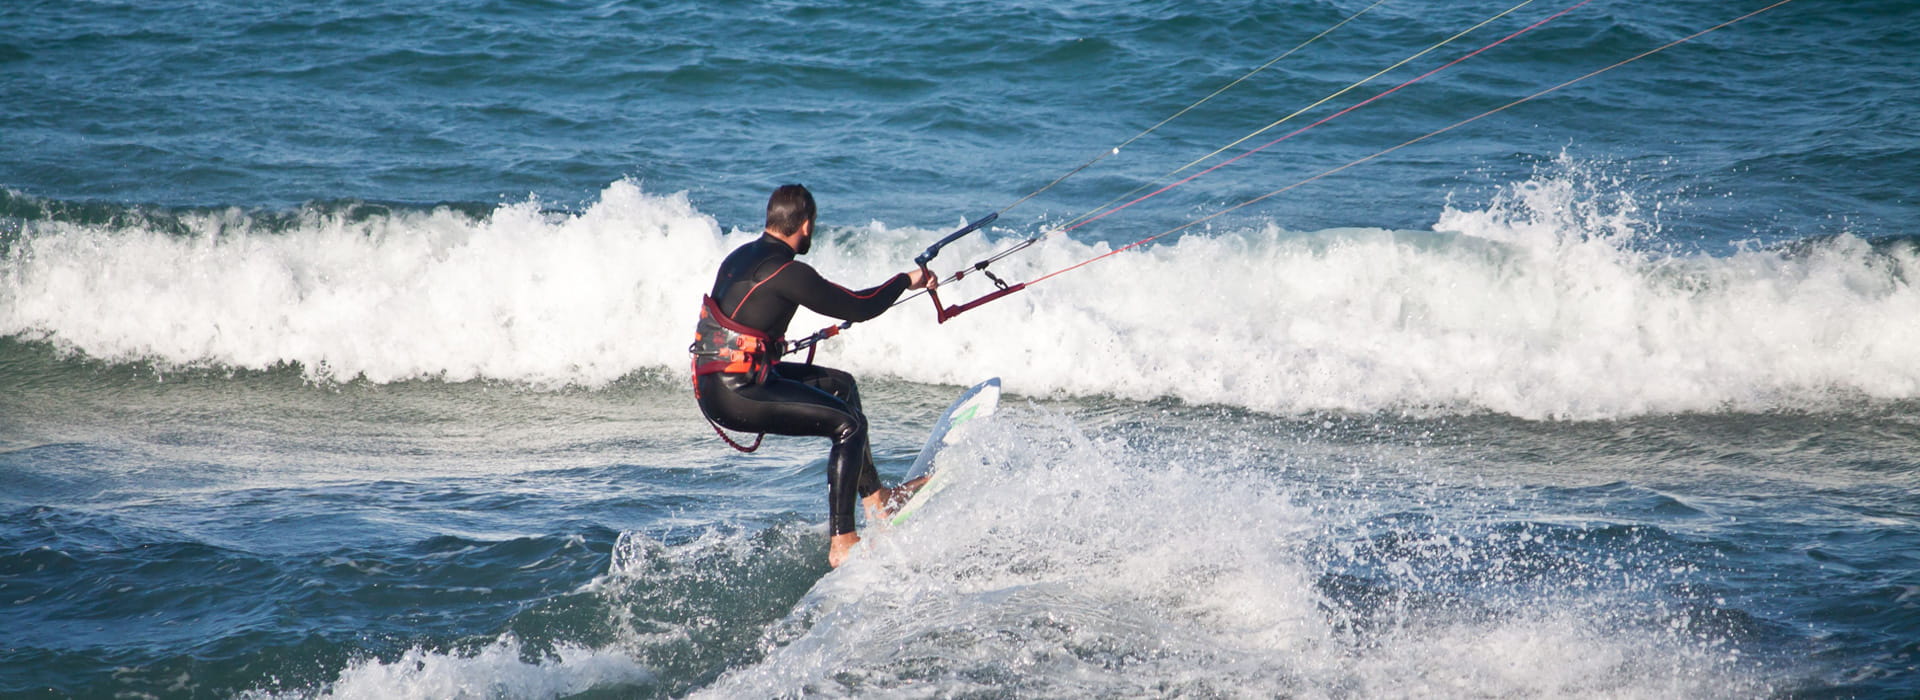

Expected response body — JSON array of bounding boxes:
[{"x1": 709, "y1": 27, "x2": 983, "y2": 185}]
[{"x1": 887, "y1": 377, "x2": 1001, "y2": 526}]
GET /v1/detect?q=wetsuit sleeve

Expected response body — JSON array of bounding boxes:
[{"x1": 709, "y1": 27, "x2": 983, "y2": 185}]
[{"x1": 771, "y1": 263, "x2": 911, "y2": 323}]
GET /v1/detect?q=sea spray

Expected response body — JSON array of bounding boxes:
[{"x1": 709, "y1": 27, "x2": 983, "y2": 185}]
[
  {"x1": 695, "y1": 406, "x2": 1771, "y2": 697},
  {"x1": 238, "y1": 636, "x2": 651, "y2": 700}
]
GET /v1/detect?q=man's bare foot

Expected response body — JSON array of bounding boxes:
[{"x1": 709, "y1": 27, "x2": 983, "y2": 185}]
[
  {"x1": 862, "y1": 488, "x2": 897, "y2": 522},
  {"x1": 828, "y1": 532, "x2": 860, "y2": 568},
  {"x1": 862, "y1": 477, "x2": 932, "y2": 522},
  {"x1": 899, "y1": 475, "x2": 931, "y2": 494}
]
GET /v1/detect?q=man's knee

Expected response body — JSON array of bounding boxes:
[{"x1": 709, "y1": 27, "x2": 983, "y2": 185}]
[
  {"x1": 835, "y1": 371, "x2": 866, "y2": 410},
  {"x1": 832, "y1": 410, "x2": 866, "y2": 444}
]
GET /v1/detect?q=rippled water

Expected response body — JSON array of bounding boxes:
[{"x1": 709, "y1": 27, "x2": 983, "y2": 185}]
[{"x1": 4, "y1": 0, "x2": 1917, "y2": 697}]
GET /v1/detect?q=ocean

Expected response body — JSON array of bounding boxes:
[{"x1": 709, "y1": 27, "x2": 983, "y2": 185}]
[{"x1": 3, "y1": 0, "x2": 1917, "y2": 697}]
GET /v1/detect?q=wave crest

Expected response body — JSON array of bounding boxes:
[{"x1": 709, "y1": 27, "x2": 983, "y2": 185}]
[{"x1": 4, "y1": 171, "x2": 1917, "y2": 418}]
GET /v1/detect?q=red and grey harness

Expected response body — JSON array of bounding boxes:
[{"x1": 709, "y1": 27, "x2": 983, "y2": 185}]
[
  {"x1": 689, "y1": 294, "x2": 780, "y2": 385},
  {"x1": 688, "y1": 295, "x2": 783, "y2": 452}
]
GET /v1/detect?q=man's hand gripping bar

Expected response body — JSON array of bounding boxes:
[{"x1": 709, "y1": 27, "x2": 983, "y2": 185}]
[{"x1": 914, "y1": 212, "x2": 1025, "y2": 324}]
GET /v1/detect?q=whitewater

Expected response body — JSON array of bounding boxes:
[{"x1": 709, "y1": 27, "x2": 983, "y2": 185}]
[{"x1": 7, "y1": 166, "x2": 1917, "y2": 419}]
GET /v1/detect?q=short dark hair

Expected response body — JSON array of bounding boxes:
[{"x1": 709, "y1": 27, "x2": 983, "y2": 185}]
[{"x1": 765, "y1": 184, "x2": 816, "y2": 235}]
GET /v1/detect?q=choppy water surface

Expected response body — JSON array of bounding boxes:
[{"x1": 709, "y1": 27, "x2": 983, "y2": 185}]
[{"x1": 4, "y1": 0, "x2": 1917, "y2": 697}]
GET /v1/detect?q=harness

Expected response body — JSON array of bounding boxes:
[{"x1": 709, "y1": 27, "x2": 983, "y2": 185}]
[
  {"x1": 690, "y1": 295, "x2": 780, "y2": 383},
  {"x1": 689, "y1": 295, "x2": 783, "y2": 452}
]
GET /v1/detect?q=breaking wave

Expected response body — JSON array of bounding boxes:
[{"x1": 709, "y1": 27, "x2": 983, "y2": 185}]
[{"x1": 4, "y1": 167, "x2": 1916, "y2": 419}]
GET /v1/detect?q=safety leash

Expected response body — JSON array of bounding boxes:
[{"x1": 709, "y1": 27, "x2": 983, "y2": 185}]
[{"x1": 705, "y1": 417, "x2": 763, "y2": 453}]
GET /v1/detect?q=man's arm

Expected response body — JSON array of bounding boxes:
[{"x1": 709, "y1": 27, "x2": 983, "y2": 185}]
[{"x1": 777, "y1": 263, "x2": 915, "y2": 322}]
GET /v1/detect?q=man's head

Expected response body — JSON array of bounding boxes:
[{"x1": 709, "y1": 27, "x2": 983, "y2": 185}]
[{"x1": 766, "y1": 184, "x2": 817, "y2": 254}]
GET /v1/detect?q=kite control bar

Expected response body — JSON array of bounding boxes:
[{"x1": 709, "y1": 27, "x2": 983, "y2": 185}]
[
  {"x1": 914, "y1": 212, "x2": 998, "y2": 268},
  {"x1": 927, "y1": 280, "x2": 1025, "y2": 324},
  {"x1": 910, "y1": 211, "x2": 1030, "y2": 324}
]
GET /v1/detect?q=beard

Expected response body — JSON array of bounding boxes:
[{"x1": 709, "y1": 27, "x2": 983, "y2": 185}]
[{"x1": 796, "y1": 232, "x2": 812, "y2": 255}]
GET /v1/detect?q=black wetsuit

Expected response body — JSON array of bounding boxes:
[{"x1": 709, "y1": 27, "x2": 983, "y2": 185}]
[{"x1": 695, "y1": 234, "x2": 912, "y2": 536}]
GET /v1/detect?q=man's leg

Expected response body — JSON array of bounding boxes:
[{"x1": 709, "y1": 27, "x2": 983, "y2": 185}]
[
  {"x1": 702, "y1": 371, "x2": 871, "y2": 538},
  {"x1": 773, "y1": 363, "x2": 883, "y2": 491},
  {"x1": 771, "y1": 364, "x2": 922, "y2": 521}
]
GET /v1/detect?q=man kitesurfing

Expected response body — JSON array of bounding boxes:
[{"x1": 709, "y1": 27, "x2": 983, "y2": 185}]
[
  {"x1": 691, "y1": 184, "x2": 936, "y2": 568},
  {"x1": 688, "y1": 0, "x2": 1798, "y2": 569}
]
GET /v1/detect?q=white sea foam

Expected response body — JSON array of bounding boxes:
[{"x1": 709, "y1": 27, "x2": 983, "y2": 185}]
[
  {"x1": 0, "y1": 181, "x2": 735, "y2": 386},
  {"x1": 694, "y1": 408, "x2": 1772, "y2": 698},
  {"x1": 4, "y1": 172, "x2": 1917, "y2": 418},
  {"x1": 240, "y1": 635, "x2": 651, "y2": 700}
]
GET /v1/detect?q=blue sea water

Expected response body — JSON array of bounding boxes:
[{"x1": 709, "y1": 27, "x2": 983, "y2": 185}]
[{"x1": 3, "y1": 0, "x2": 1918, "y2": 697}]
